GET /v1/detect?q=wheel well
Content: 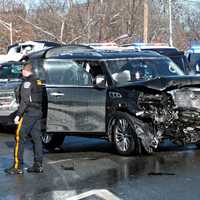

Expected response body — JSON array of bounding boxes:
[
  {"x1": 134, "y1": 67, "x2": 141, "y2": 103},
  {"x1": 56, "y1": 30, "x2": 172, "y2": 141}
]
[
  {"x1": 106, "y1": 111, "x2": 135, "y2": 142},
  {"x1": 106, "y1": 111, "x2": 156, "y2": 154}
]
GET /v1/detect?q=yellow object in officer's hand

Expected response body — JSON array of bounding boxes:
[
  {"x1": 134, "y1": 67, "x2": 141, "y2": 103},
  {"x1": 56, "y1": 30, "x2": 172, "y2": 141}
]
[
  {"x1": 14, "y1": 116, "x2": 20, "y2": 125},
  {"x1": 36, "y1": 80, "x2": 42, "y2": 85}
]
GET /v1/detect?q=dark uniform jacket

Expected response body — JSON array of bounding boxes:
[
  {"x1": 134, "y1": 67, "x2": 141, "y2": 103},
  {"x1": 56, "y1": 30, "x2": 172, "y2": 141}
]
[{"x1": 16, "y1": 74, "x2": 43, "y2": 118}]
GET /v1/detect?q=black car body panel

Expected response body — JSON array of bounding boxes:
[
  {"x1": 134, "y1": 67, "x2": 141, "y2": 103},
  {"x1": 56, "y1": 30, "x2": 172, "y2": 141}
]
[{"x1": 46, "y1": 86, "x2": 106, "y2": 133}]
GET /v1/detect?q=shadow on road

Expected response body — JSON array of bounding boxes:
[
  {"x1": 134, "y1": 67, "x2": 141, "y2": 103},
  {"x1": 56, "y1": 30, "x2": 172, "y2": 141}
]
[{"x1": 47, "y1": 136, "x2": 117, "y2": 156}]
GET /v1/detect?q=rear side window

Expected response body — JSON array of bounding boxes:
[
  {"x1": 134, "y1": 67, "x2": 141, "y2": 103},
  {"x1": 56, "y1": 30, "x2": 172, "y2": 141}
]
[{"x1": 43, "y1": 59, "x2": 92, "y2": 86}]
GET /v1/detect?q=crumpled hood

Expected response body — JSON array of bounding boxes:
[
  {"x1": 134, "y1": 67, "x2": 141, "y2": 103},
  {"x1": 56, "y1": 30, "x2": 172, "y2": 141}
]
[{"x1": 117, "y1": 76, "x2": 200, "y2": 91}]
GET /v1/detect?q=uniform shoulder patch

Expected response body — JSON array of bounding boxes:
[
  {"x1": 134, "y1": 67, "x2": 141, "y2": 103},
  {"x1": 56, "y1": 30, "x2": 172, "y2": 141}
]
[
  {"x1": 24, "y1": 82, "x2": 31, "y2": 88},
  {"x1": 36, "y1": 80, "x2": 42, "y2": 85}
]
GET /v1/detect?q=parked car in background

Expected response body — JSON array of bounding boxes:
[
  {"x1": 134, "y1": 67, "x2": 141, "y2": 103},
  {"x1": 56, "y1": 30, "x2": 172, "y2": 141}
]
[
  {"x1": 7, "y1": 40, "x2": 61, "y2": 55},
  {"x1": 122, "y1": 43, "x2": 190, "y2": 74},
  {"x1": 0, "y1": 61, "x2": 23, "y2": 125},
  {"x1": 0, "y1": 40, "x2": 61, "y2": 64}
]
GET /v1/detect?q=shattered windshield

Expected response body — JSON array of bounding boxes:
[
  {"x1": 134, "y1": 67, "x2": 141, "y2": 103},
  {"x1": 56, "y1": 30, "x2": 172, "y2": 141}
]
[
  {"x1": 0, "y1": 63, "x2": 23, "y2": 81},
  {"x1": 107, "y1": 57, "x2": 184, "y2": 84}
]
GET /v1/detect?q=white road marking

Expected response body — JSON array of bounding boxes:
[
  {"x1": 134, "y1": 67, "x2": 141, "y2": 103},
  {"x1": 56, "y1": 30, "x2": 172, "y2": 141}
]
[
  {"x1": 48, "y1": 159, "x2": 74, "y2": 164},
  {"x1": 47, "y1": 157, "x2": 98, "y2": 164},
  {"x1": 66, "y1": 189, "x2": 121, "y2": 200}
]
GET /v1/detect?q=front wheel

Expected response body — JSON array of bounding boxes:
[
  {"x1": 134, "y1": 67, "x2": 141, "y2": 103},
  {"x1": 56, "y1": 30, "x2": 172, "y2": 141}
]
[
  {"x1": 42, "y1": 132, "x2": 65, "y2": 150},
  {"x1": 109, "y1": 112, "x2": 142, "y2": 156}
]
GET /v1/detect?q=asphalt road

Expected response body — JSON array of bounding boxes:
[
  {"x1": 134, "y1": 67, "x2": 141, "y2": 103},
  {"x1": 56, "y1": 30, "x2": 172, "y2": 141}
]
[{"x1": 1, "y1": 130, "x2": 200, "y2": 200}]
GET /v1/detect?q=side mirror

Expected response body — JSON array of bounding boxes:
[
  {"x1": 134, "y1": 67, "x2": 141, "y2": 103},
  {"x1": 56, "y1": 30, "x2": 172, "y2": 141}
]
[{"x1": 94, "y1": 75, "x2": 105, "y2": 88}]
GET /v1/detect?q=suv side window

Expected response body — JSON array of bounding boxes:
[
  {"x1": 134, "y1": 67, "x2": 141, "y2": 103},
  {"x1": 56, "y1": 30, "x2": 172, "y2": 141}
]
[
  {"x1": 76, "y1": 60, "x2": 106, "y2": 85},
  {"x1": 43, "y1": 59, "x2": 93, "y2": 86}
]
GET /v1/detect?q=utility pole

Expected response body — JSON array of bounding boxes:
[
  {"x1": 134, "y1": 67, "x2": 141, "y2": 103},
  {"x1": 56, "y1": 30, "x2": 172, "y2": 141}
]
[
  {"x1": 168, "y1": 0, "x2": 173, "y2": 46},
  {"x1": 67, "y1": 0, "x2": 73, "y2": 8},
  {"x1": 87, "y1": 0, "x2": 91, "y2": 43},
  {"x1": 60, "y1": 21, "x2": 65, "y2": 42},
  {"x1": 0, "y1": 19, "x2": 13, "y2": 45},
  {"x1": 9, "y1": 23, "x2": 13, "y2": 45},
  {"x1": 143, "y1": 0, "x2": 148, "y2": 43}
]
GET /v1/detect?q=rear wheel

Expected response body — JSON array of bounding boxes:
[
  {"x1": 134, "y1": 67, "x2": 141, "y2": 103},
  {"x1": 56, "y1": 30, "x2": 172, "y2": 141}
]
[
  {"x1": 109, "y1": 112, "x2": 142, "y2": 156},
  {"x1": 42, "y1": 132, "x2": 65, "y2": 150}
]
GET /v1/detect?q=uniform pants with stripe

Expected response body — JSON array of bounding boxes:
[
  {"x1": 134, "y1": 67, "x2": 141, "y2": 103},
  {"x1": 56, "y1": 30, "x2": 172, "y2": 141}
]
[{"x1": 14, "y1": 114, "x2": 43, "y2": 169}]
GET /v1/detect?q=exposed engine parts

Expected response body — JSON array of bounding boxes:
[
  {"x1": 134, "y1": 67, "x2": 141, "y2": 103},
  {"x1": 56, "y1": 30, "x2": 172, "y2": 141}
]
[
  {"x1": 136, "y1": 87, "x2": 200, "y2": 146},
  {"x1": 137, "y1": 91, "x2": 175, "y2": 125}
]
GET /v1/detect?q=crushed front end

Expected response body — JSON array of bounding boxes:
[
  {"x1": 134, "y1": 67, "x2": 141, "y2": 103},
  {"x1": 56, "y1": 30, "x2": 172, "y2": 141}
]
[
  {"x1": 134, "y1": 77, "x2": 200, "y2": 148},
  {"x1": 169, "y1": 87, "x2": 200, "y2": 144}
]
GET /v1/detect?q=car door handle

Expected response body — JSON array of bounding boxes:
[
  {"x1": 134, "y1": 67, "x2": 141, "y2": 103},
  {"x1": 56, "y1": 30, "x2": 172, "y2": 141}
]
[{"x1": 50, "y1": 92, "x2": 64, "y2": 97}]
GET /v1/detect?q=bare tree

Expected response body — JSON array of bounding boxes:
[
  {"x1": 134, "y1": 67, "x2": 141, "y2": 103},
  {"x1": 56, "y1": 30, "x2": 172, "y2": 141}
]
[{"x1": 0, "y1": 0, "x2": 199, "y2": 52}]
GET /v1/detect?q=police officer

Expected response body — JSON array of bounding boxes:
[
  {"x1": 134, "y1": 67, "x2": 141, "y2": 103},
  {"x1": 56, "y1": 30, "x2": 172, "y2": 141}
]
[{"x1": 5, "y1": 61, "x2": 44, "y2": 174}]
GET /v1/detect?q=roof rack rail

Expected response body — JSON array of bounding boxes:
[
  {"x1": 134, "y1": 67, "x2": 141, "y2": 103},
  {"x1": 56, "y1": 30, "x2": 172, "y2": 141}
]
[
  {"x1": 133, "y1": 42, "x2": 170, "y2": 47},
  {"x1": 82, "y1": 42, "x2": 118, "y2": 47},
  {"x1": 45, "y1": 44, "x2": 96, "y2": 58}
]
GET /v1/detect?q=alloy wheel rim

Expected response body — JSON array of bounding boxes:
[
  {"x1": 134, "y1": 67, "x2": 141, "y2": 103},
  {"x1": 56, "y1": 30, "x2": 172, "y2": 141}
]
[
  {"x1": 114, "y1": 118, "x2": 133, "y2": 152},
  {"x1": 42, "y1": 133, "x2": 52, "y2": 144}
]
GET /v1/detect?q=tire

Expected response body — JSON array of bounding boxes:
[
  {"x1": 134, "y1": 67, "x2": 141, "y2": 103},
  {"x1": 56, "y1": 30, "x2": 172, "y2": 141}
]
[
  {"x1": 42, "y1": 132, "x2": 65, "y2": 150},
  {"x1": 109, "y1": 111, "x2": 142, "y2": 156}
]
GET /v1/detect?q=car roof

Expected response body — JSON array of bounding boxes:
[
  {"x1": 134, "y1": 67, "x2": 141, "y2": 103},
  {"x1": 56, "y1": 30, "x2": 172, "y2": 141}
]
[
  {"x1": 8, "y1": 40, "x2": 60, "y2": 51},
  {"x1": 27, "y1": 44, "x2": 165, "y2": 61},
  {"x1": 0, "y1": 61, "x2": 23, "y2": 65}
]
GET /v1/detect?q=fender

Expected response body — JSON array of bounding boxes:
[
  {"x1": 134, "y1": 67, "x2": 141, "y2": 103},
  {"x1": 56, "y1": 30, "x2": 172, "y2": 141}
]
[{"x1": 107, "y1": 112, "x2": 159, "y2": 153}]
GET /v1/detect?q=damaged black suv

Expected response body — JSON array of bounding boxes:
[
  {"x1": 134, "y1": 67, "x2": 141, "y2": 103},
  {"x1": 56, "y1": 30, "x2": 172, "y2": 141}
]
[{"x1": 21, "y1": 45, "x2": 200, "y2": 155}]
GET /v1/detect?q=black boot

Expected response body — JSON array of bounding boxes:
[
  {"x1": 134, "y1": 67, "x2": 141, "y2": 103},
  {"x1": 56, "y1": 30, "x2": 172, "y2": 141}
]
[
  {"x1": 4, "y1": 165, "x2": 24, "y2": 175},
  {"x1": 27, "y1": 162, "x2": 43, "y2": 173}
]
